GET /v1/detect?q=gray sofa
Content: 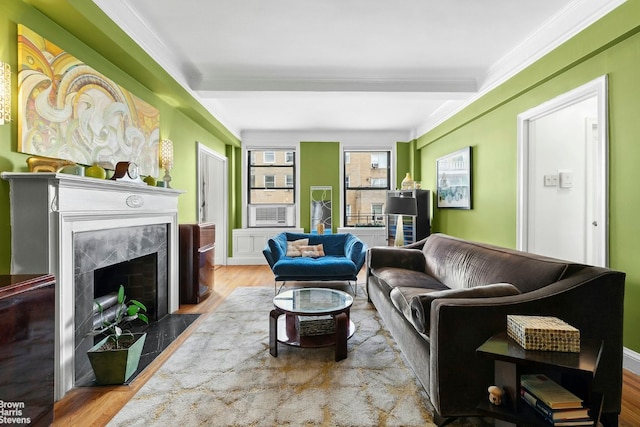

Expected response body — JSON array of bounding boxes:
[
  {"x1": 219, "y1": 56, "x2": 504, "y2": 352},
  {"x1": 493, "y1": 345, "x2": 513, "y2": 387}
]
[{"x1": 366, "y1": 233, "x2": 625, "y2": 426}]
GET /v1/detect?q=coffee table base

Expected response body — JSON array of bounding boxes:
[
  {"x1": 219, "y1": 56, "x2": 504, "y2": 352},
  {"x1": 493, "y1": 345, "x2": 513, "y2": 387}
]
[{"x1": 269, "y1": 310, "x2": 355, "y2": 361}]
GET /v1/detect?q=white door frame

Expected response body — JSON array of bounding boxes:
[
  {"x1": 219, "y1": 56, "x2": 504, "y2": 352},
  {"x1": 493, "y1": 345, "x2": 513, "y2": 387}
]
[
  {"x1": 197, "y1": 142, "x2": 228, "y2": 265},
  {"x1": 516, "y1": 75, "x2": 609, "y2": 267}
]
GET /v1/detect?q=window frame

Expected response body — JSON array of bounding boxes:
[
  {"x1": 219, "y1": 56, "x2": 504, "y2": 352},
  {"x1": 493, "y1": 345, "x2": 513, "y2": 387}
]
[{"x1": 247, "y1": 149, "x2": 297, "y2": 205}]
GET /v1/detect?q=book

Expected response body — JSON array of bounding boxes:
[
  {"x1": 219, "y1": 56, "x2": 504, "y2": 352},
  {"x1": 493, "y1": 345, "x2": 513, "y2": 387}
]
[
  {"x1": 520, "y1": 374, "x2": 583, "y2": 409},
  {"x1": 552, "y1": 419, "x2": 596, "y2": 426},
  {"x1": 521, "y1": 388, "x2": 590, "y2": 421}
]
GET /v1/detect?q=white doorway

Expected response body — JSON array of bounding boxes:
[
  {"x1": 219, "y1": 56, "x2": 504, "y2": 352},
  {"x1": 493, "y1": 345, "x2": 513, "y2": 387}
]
[
  {"x1": 197, "y1": 142, "x2": 228, "y2": 265},
  {"x1": 517, "y1": 76, "x2": 608, "y2": 267}
]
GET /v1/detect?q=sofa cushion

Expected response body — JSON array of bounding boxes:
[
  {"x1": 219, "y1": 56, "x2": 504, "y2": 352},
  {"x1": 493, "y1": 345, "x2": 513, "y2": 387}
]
[
  {"x1": 285, "y1": 233, "x2": 347, "y2": 256},
  {"x1": 401, "y1": 283, "x2": 521, "y2": 334},
  {"x1": 300, "y1": 244, "x2": 325, "y2": 258},
  {"x1": 286, "y1": 238, "x2": 309, "y2": 257},
  {"x1": 422, "y1": 234, "x2": 574, "y2": 292},
  {"x1": 372, "y1": 267, "x2": 448, "y2": 296},
  {"x1": 273, "y1": 256, "x2": 356, "y2": 278}
]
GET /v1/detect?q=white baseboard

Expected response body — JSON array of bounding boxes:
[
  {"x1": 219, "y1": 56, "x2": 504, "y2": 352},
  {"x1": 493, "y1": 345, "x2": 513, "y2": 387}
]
[{"x1": 623, "y1": 346, "x2": 640, "y2": 375}]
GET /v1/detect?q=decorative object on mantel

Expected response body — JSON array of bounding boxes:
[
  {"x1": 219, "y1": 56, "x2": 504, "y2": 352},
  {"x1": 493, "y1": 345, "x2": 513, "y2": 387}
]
[
  {"x1": 26, "y1": 155, "x2": 75, "y2": 173},
  {"x1": 86, "y1": 163, "x2": 107, "y2": 179},
  {"x1": 143, "y1": 175, "x2": 156, "y2": 186},
  {"x1": 507, "y1": 315, "x2": 580, "y2": 352},
  {"x1": 57, "y1": 164, "x2": 85, "y2": 176},
  {"x1": 111, "y1": 161, "x2": 144, "y2": 184},
  {"x1": 17, "y1": 25, "x2": 160, "y2": 177},
  {"x1": 160, "y1": 139, "x2": 174, "y2": 188},
  {"x1": 0, "y1": 60, "x2": 10, "y2": 125}
]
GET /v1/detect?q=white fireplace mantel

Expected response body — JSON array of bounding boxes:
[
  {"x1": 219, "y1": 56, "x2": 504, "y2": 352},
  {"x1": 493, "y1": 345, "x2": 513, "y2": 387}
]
[{"x1": 1, "y1": 172, "x2": 184, "y2": 400}]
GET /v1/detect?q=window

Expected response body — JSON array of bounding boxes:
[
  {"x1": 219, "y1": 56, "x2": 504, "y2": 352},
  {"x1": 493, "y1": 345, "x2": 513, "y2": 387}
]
[
  {"x1": 248, "y1": 149, "x2": 296, "y2": 227},
  {"x1": 263, "y1": 151, "x2": 275, "y2": 163},
  {"x1": 344, "y1": 150, "x2": 390, "y2": 227},
  {"x1": 264, "y1": 175, "x2": 275, "y2": 188}
]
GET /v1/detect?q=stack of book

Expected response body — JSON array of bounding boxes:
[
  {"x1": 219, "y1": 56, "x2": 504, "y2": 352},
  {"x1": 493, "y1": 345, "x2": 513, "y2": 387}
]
[
  {"x1": 520, "y1": 374, "x2": 594, "y2": 426},
  {"x1": 296, "y1": 315, "x2": 336, "y2": 336}
]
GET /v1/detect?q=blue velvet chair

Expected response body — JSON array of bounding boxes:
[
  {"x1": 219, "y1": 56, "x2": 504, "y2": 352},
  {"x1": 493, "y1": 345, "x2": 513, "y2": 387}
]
[{"x1": 263, "y1": 232, "x2": 367, "y2": 294}]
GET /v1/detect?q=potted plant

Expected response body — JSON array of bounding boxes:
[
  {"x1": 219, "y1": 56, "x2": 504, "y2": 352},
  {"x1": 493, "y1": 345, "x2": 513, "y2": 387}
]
[{"x1": 87, "y1": 285, "x2": 149, "y2": 385}]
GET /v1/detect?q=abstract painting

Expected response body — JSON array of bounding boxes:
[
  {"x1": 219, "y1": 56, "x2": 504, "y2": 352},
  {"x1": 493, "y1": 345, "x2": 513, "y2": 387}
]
[{"x1": 17, "y1": 25, "x2": 160, "y2": 177}]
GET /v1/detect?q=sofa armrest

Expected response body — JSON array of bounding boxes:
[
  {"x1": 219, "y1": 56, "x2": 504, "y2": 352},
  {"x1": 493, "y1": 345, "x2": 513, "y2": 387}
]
[
  {"x1": 344, "y1": 234, "x2": 367, "y2": 272},
  {"x1": 402, "y1": 236, "x2": 428, "y2": 250},
  {"x1": 262, "y1": 233, "x2": 286, "y2": 268},
  {"x1": 428, "y1": 269, "x2": 625, "y2": 418},
  {"x1": 367, "y1": 246, "x2": 426, "y2": 272}
]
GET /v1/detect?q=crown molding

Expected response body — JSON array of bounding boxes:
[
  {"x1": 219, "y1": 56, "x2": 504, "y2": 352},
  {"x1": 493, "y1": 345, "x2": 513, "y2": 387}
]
[
  {"x1": 92, "y1": 0, "x2": 241, "y2": 138},
  {"x1": 415, "y1": 0, "x2": 628, "y2": 138}
]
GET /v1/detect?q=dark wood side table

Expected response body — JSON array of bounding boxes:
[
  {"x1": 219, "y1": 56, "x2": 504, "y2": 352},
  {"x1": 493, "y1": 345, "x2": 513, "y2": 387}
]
[
  {"x1": 269, "y1": 288, "x2": 355, "y2": 361},
  {"x1": 476, "y1": 332, "x2": 603, "y2": 427},
  {"x1": 0, "y1": 274, "x2": 55, "y2": 427}
]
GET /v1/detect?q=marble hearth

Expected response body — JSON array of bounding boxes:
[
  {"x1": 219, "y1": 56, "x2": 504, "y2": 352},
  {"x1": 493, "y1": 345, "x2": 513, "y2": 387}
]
[{"x1": 1, "y1": 172, "x2": 183, "y2": 400}]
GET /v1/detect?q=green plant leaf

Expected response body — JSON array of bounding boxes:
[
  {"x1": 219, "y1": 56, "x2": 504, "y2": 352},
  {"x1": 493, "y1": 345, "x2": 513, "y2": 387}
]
[
  {"x1": 127, "y1": 305, "x2": 140, "y2": 316},
  {"x1": 138, "y1": 313, "x2": 149, "y2": 324},
  {"x1": 117, "y1": 285, "x2": 125, "y2": 304},
  {"x1": 131, "y1": 300, "x2": 147, "y2": 311}
]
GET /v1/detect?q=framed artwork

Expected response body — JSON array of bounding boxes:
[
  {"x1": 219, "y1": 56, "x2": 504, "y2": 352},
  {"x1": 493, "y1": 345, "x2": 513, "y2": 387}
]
[
  {"x1": 436, "y1": 146, "x2": 472, "y2": 209},
  {"x1": 17, "y1": 25, "x2": 160, "y2": 177}
]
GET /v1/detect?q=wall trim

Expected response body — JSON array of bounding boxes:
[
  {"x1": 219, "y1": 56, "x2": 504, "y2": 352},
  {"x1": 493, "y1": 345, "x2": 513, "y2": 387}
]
[{"x1": 624, "y1": 346, "x2": 640, "y2": 375}]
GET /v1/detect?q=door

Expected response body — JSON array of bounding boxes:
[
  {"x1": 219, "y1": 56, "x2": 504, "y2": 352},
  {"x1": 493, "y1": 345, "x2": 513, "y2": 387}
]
[
  {"x1": 198, "y1": 143, "x2": 228, "y2": 266},
  {"x1": 517, "y1": 76, "x2": 608, "y2": 267}
]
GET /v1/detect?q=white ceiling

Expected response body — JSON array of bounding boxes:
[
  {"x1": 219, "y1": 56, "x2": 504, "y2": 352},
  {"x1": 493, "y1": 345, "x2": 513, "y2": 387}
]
[{"x1": 93, "y1": 0, "x2": 624, "y2": 140}]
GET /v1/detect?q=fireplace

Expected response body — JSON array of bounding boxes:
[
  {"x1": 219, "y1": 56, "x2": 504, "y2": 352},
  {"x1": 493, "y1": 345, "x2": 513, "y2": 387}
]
[
  {"x1": 1, "y1": 172, "x2": 183, "y2": 400},
  {"x1": 73, "y1": 224, "x2": 168, "y2": 386}
]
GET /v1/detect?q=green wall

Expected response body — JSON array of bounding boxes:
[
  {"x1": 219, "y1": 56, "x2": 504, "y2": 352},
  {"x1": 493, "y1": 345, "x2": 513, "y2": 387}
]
[
  {"x1": 299, "y1": 142, "x2": 341, "y2": 232},
  {"x1": 0, "y1": 0, "x2": 240, "y2": 273},
  {"x1": 417, "y1": 0, "x2": 640, "y2": 352},
  {"x1": 395, "y1": 141, "x2": 412, "y2": 190}
]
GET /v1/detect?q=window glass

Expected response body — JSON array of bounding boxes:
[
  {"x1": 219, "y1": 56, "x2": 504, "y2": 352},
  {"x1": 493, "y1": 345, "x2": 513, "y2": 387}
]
[{"x1": 343, "y1": 151, "x2": 390, "y2": 227}]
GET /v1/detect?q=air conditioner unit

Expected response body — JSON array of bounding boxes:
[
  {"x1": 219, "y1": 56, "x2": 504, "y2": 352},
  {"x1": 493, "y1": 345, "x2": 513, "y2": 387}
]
[
  {"x1": 371, "y1": 163, "x2": 378, "y2": 169},
  {"x1": 249, "y1": 205, "x2": 295, "y2": 227}
]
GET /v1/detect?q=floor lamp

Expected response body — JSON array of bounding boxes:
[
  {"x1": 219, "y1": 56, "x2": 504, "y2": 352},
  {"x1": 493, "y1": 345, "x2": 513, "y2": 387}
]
[{"x1": 385, "y1": 196, "x2": 417, "y2": 246}]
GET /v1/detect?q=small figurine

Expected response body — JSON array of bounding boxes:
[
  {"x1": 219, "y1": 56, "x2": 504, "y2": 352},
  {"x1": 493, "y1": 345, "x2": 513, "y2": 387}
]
[{"x1": 488, "y1": 385, "x2": 504, "y2": 405}]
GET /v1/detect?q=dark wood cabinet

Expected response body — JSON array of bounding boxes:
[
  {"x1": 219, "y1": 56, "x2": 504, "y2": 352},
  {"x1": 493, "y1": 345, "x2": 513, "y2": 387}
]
[
  {"x1": 0, "y1": 274, "x2": 55, "y2": 427},
  {"x1": 386, "y1": 189, "x2": 431, "y2": 246},
  {"x1": 179, "y1": 223, "x2": 215, "y2": 304}
]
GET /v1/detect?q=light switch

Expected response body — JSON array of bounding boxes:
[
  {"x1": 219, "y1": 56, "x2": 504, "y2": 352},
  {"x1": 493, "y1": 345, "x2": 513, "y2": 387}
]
[
  {"x1": 559, "y1": 170, "x2": 573, "y2": 188},
  {"x1": 544, "y1": 175, "x2": 558, "y2": 187}
]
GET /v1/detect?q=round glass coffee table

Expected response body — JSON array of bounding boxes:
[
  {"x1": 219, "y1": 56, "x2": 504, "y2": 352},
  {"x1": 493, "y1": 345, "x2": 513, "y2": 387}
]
[{"x1": 269, "y1": 288, "x2": 355, "y2": 361}]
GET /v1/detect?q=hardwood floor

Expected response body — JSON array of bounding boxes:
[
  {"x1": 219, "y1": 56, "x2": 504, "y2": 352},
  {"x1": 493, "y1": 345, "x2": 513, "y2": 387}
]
[{"x1": 54, "y1": 265, "x2": 640, "y2": 426}]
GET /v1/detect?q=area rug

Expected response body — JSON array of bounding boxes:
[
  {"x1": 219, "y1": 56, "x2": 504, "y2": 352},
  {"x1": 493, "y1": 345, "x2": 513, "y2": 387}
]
[{"x1": 108, "y1": 287, "x2": 486, "y2": 427}]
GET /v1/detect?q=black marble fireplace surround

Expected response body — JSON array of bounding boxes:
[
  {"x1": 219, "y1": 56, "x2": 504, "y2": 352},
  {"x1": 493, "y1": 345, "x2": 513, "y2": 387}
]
[{"x1": 73, "y1": 224, "x2": 168, "y2": 385}]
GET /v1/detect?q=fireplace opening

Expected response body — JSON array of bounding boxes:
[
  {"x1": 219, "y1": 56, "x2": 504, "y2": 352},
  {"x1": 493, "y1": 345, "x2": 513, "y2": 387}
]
[{"x1": 93, "y1": 253, "x2": 162, "y2": 323}]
